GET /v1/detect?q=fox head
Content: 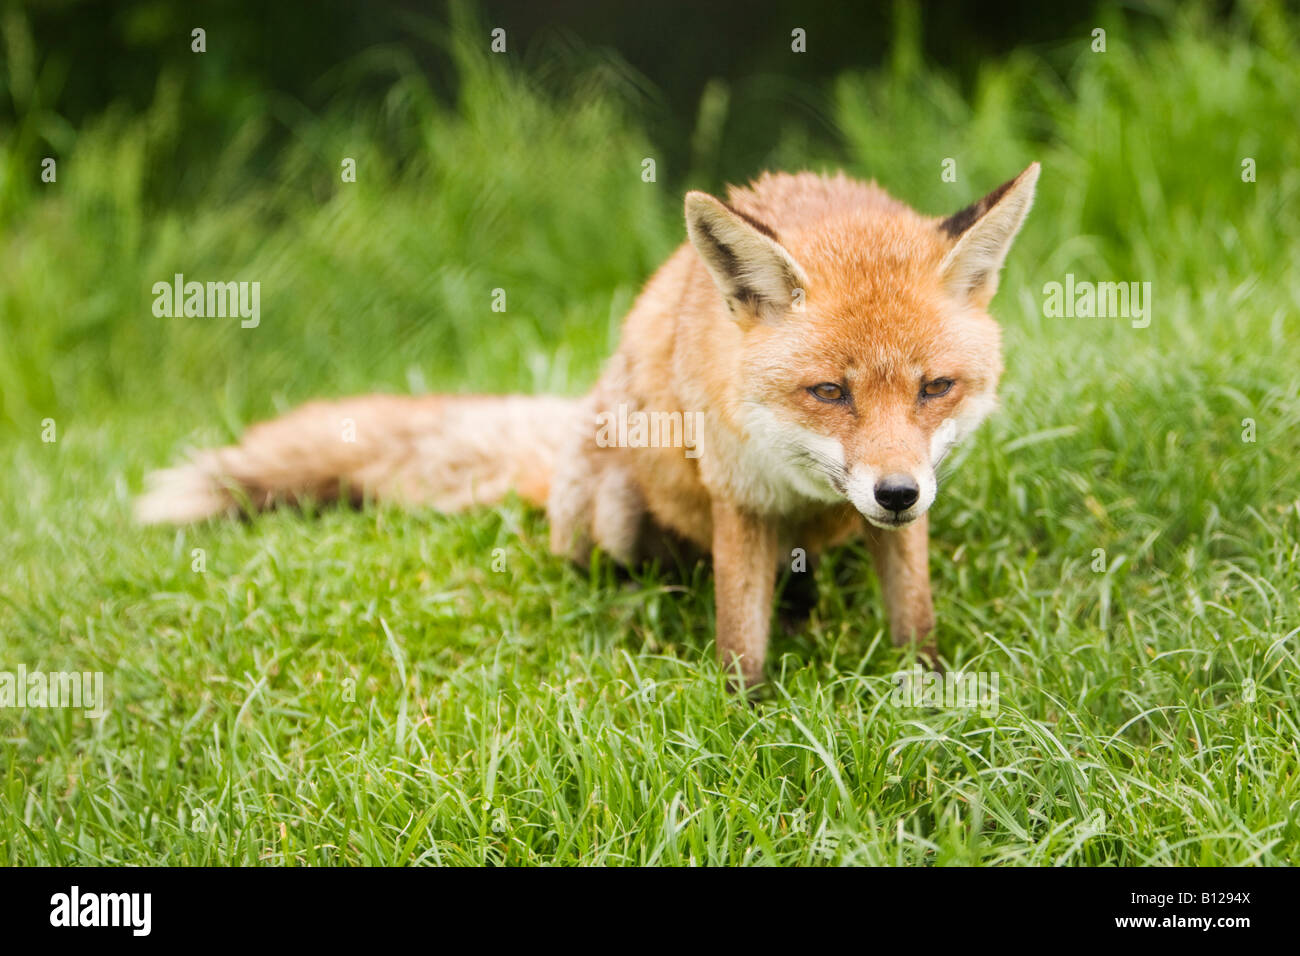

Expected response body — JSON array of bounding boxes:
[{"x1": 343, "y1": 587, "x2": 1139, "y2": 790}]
[{"x1": 685, "y1": 164, "x2": 1039, "y2": 528}]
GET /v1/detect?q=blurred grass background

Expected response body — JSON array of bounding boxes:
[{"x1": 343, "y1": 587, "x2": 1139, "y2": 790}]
[{"x1": 0, "y1": 0, "x2": 1297, "y2": 864}]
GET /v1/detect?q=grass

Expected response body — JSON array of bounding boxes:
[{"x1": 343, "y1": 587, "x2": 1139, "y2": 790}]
[{"x1": 1, "y1": 2, "x2": 1298, "y2": 864}]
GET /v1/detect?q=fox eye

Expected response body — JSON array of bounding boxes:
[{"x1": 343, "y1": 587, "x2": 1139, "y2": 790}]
[
  {"x1": 920, "y1": 378, "x2": 954, "y2": 399},
  {"x1": 809, "y1": 383, "x2": 846, "y2": 403}
]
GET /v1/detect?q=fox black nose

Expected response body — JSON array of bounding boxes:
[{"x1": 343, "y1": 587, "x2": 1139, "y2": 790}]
[{"x1": 874, "y1": 474, "x2": 919, "y2": 512}]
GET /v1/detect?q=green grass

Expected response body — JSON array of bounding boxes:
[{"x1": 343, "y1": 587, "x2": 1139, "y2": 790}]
[{"x1": 2, "y1": 2, "x2": 1298, "y2": 864}]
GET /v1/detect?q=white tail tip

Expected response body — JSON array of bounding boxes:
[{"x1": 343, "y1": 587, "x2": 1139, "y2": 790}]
[{"x1": 134, "y1": 459, "x2": 231, "y2": 525}]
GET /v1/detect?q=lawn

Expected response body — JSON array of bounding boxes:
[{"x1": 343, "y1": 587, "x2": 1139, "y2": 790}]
[{"x1": 1, "y1": 3, "x2": 1297, "y2": 864}]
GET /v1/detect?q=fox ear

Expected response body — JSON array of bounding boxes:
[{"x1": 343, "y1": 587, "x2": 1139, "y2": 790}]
[
  {"x1": 685, "y1": 191, "x2": 807, "y2": 322},
  {"x1": 938, "y1": 162, "x2": 1040, "y2": 307}
]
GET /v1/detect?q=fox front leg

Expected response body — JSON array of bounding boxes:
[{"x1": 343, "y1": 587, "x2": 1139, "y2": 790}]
[
  {"x1": 710, "y1": 499, "x2": 779, "y2": 688},
  {"x1": 866, "y1": 516, "x2": 936, "y2": 660}
]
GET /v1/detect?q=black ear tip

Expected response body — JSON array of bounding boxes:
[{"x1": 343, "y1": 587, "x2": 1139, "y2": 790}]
[
  {"x1": 939, "y1": 200, "x2": 982, "y2": 240},
  {"x1": 939, "y1": 166, "x2": 1036, "y2": 240}
]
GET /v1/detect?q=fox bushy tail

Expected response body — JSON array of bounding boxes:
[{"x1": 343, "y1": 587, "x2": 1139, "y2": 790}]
[{"x1": 135, "y1": 394, "x2": 579, "y2": 524}]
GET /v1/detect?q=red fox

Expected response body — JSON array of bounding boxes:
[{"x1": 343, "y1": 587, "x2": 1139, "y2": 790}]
[{"x1": 138, "y1": 164, "x2": 1040, "y2": 687}]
